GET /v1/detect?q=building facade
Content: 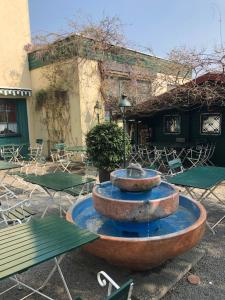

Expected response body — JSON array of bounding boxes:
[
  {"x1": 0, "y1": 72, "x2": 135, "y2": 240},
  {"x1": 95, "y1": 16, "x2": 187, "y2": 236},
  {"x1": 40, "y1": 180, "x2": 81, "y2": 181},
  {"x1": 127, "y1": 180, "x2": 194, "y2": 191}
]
[
  {"x1": 0, "y1": 0, "x2": 31, "y2": 148},
  {"x1": 0, "y1": 0, "x2": 188, "y2": 156}
]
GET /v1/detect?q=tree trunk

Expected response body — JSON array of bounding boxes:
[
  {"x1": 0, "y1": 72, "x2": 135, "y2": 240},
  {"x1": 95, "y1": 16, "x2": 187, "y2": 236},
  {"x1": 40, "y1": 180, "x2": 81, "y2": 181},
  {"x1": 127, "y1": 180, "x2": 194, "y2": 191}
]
[{"x1": 99, "y1": 169, "x2": 110, "y2": 183}]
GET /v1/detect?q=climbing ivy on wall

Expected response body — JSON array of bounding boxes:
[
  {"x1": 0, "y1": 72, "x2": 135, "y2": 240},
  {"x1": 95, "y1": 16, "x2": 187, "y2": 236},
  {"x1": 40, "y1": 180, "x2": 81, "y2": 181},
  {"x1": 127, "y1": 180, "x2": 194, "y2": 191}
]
[{"x1": 35, "y1": 88, "x2": 72, "y2": 148}]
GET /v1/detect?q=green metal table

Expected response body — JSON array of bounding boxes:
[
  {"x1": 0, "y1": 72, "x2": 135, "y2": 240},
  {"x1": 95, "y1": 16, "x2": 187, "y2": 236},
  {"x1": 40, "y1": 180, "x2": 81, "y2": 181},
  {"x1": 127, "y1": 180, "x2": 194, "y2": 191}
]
[
  {"x1": 24, "y1": 172, "x2": 95, "y2": 217},
  {"x1": 168, "y1": 166, "x2": 225, "y2": 190},
  {"x1": 168, "y1": 166, "x2": 225, "y2": 231},
  {"x1": 0, "y1": 215, "x2": 99, "y2": 299}
]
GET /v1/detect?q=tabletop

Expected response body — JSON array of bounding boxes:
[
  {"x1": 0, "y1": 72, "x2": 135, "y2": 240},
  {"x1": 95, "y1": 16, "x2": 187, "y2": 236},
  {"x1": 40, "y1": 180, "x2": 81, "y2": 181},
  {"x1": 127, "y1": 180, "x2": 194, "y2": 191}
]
[
  {"x1": 168, "y1": 166, "x2": 225, "y2": 189},
  {"x1": 0, "y1": 215, "x2": 99, "y2": 280},
  {"x1": 0, "y1": 161, "x2": 21, "y2": 170},
  {"x1": 24, "y1": 172, "x2": 95, "y2": 191}
]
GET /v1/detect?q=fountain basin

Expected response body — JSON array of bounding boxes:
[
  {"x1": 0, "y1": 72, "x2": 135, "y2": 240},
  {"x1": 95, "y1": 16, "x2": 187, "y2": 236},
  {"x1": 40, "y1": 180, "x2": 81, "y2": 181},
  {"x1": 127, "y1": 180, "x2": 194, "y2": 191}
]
[
  {"x1": 67, "y1": 195, "x2": 206, "y2": 270},
  {"x1": 93, "y1": 181, "x2": 179, "y2": 222},
  {"x1": 111, "y1": 169, "x2": 161, "y2": 192}
]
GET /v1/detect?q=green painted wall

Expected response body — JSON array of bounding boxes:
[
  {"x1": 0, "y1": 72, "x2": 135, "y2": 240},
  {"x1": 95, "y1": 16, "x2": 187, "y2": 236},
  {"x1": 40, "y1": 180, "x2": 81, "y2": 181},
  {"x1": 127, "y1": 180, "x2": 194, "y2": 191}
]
[
  {"x1": 0, "y1": 98, "x2": 29, "y2": 147},
  {"x1": 138, "y1": 106, "x2": 225, "y2": 166}
]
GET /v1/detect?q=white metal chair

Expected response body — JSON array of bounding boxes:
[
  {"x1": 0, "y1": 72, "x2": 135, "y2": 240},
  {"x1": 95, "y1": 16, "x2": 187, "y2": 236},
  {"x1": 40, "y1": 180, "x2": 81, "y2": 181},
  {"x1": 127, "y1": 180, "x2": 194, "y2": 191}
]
[
  {"x1": 22, "y1": 139, "x2": 46, "y2": 175},
  {"x1": 96, "y1": 271, "x2": 133, "y2": 300},
  {"x1": 1, "y1": 145, "x2": 19, "y2": 162},
  {"x1": 129, "y1": 145, "x2": 143, "y2": 164},
  {"x1": 186, "y1": 146, "x2": 203, "y2": 168},
  {"x1": 51, "y1": 143, "x2": 73, "y2": 173},
  {"x1": 0, "y1": 197, "x2": 34, "y2": 226},
  {"x1": 203, "y1": 143, "x2": 216, "y2": 166}
]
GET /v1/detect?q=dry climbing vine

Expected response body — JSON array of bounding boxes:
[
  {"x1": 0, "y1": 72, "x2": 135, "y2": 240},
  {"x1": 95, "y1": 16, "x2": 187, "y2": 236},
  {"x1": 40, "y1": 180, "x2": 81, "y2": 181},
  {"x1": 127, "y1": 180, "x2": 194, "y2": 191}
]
[
  {"x1": 27, "y1": 15, "x2": 188, "y2": 141},
  {"x1": 35, "y1": 89, "x2": 71, "y2": 145}
]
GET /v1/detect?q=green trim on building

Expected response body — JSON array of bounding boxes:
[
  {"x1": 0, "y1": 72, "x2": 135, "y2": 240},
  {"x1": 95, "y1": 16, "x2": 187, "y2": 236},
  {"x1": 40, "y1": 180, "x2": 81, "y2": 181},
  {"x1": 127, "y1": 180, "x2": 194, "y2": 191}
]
[{"x1": 28, "y1": 35, "x2": 191, "y2": 78}]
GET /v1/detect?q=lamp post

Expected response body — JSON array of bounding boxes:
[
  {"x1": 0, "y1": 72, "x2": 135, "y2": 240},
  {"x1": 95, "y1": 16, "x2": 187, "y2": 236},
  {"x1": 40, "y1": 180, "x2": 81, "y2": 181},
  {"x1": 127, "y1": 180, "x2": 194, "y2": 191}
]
[
  {"x1": 94, "y1": 100, "x2": 102, "y2": 124},
  {"x1": 119, "y1": 94, "x2": 132, "y2": 168}
]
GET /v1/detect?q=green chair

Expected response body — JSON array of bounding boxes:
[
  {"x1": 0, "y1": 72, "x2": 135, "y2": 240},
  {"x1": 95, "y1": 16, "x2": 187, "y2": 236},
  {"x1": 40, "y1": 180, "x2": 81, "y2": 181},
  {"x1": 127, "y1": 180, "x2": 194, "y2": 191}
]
[
  {"x1": 168, "y1": 158, "x2": 184, "y2": 176},
  {"x1": 75, "y1": 271, "x2": 133, "y2": 300},
  {"x1": 105, "y1": 279, "x2": 133, "y2": 300}
]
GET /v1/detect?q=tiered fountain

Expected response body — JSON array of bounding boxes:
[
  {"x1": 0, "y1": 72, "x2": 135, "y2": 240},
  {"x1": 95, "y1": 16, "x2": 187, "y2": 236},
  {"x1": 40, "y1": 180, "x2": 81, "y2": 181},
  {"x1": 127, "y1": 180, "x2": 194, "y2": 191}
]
[{"x1": 67, "y1": 164, "x2": 206, "y2": 270}]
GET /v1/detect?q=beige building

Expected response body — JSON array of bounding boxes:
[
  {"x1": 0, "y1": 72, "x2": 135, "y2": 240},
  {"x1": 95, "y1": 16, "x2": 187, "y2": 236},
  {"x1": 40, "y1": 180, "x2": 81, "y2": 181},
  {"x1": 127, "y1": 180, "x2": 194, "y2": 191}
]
[
  {"x1": 0, "y1": 0, "x2": 189, "y2": 155},
  {"x1": 0, "y1": 0, "x2": 31, "y2": 149}
]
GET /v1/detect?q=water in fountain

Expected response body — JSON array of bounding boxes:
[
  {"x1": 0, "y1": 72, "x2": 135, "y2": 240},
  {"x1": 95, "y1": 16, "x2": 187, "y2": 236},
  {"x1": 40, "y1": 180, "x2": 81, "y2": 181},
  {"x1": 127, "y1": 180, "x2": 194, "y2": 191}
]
[
  {"x1": 67, "y1": 164, "x2": 206, "y2": 270},
  {"x1": 72, "y1": 196, "x2": 199, "y2": 238}
]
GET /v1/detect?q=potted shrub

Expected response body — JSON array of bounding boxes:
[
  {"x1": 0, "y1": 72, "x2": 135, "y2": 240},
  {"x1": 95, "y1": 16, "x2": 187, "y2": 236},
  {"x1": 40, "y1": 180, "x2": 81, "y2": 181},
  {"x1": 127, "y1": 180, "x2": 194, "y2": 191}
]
[{"x1": 86, "y1": 122, "x2": 131, "y2": 182}]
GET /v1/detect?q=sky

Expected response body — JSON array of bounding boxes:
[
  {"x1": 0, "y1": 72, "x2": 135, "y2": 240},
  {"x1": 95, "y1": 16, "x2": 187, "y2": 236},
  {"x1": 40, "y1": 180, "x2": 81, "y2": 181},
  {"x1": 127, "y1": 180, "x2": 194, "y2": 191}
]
[{"x1": 29, "y1": 0, "x2": 225, "y2": 58}]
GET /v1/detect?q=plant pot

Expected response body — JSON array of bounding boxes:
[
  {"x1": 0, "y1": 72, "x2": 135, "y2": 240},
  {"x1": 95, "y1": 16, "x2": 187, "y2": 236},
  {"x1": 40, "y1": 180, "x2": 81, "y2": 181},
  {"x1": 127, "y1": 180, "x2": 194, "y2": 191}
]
[{"x1": 99, "y1": 169, "x2": 111, "y2": 183}]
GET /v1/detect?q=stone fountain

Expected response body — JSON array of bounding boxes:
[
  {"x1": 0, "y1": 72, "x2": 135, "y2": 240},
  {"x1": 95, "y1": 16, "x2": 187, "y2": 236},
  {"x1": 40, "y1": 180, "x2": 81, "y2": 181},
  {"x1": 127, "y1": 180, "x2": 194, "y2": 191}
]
[{"x1": 67, "y1": 164, "x2": 206, "y2": 270}]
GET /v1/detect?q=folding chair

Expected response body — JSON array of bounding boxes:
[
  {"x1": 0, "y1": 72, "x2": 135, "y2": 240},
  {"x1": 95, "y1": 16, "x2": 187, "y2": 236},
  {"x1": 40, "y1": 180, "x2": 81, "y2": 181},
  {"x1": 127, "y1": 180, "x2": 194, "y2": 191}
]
[
  {"x1": 75, "y1": 271, "x2": 133, "y2": 300},
  {"x1": 167, "y1": 158, "x2": 184, "y2": 176},
  {"x1": 51, "y1": 143, "x2": 72, "y2": 173},
  {"x1": 0, "y1": 215, "x2": 99, "y2": 300},
  {"x1": 129, "y1": 145, "x2": 143, "y2": 164},
  {"x1": 1, "y1": 144, "x2": 19, "y2": 162},
  {"x1": 22, "y1": 139, "x2": 46, "y2": 175},
  {"x1": 65, "y1": 145, "x2": 87, "y2": 163},
  {"x1": 186, "y1": 146, "x2": 203, "y2": 168},
  {"x1": 157, "y1": 147, "x2": 179, "y2": 174},
  {"x1": 0, "y1": 197, "x2": 35, "y2": 226},
  {"x1": 98, "y1": 271, "x2": 133, "y2": 300},
  {"x1": 7, "y1": 166, "x2": 46, "y2": 199},
  {"x1": 203, "y1": 143, "x2": 216, "y2": 166}
]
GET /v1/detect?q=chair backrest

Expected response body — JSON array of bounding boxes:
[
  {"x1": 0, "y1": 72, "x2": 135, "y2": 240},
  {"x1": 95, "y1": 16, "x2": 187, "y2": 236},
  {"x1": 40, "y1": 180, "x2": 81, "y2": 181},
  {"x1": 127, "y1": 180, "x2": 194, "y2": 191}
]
[
  {"x1": 1, "y1": 145, "x2": 18, "y2": 161},
  {"x1": 97, "y1": 271, "x2": 133, "y2": 300},
  {"x1": 105, "y1": 279, "x2": 133, "y2": 300},
  {"x1": 36, "y1": 139, "x2": 43, "y2": 145},
  {"x1": 74, "y1": 278, "x2": 133, "y2": 300},
  {"x1": 168, "y1": 158, "x2": 184, "y2": 175},
  {"x1": 54, "y1": 143, "x2": 65, "y2": 151},
  {"x1": 29, "y1": 144, "x2": 43, "y2": 160}
]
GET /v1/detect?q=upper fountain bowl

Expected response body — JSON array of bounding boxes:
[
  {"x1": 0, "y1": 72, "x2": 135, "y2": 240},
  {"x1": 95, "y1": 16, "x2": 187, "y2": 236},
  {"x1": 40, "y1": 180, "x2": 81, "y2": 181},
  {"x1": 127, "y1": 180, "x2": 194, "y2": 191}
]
[{"x1": 111, "y1": 168, "x2": 161, "y2": 192}]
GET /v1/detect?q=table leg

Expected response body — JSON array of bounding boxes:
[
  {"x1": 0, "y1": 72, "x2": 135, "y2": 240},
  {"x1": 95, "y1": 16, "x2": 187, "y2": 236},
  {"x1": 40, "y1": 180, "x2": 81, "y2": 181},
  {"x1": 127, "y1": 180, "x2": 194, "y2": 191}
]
[
  {"x1": 40, "y1": 187, "x2": 55, "y2": 218},
  {"x1": 188, "y1": 184, "x2": 225, "y2": 232}
]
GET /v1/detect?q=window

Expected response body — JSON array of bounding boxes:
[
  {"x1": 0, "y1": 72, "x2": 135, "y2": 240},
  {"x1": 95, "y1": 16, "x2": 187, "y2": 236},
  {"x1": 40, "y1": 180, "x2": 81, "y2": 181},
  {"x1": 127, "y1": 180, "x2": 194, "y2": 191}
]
[
  {"x1": 201, "y1": 113, "x2": 221, "y2": 135},
  {"x1": 163, "y1": 115, "x2": 181, "y2": 134},
  {"x1": 0, "y1": 102, "x2": 18, "y2": 136}
]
